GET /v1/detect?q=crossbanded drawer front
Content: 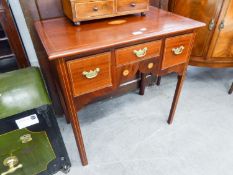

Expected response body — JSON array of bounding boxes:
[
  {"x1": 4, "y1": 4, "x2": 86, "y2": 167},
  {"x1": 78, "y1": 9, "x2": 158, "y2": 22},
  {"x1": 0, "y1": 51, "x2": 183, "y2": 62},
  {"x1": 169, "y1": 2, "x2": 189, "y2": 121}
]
[
  {"x1": 115, "y1": 40, "x2": 162, "y2": 66},
  {"x1": 67, "y1": 52, "x2": 112, "y2": 96},
  {"x1": 117, "y1": 0, "x2": 149, "y2": 13},
  {"x1": 74, "y1": 0, "x2": 114, "y2": 19},
  {"x1": 162, "y1": 33, "x2": 194, "y2": 70}
]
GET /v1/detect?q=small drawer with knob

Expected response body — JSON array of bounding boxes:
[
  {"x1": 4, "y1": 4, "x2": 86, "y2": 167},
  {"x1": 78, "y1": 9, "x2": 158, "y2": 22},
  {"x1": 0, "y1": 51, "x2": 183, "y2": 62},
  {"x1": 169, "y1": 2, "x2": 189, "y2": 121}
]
[
  {"x1": 117, "y1": 0, "x2": 149, "y2": 13},
  {"x1": 67, "y1": 52, "x2": 112, "y2": 97},
  {"x1": 116, "y1": 63, "x2": 139, "y2": 84},
  {"x1": 139, "y1": 58, "x2": 159, "y2": 75},
  {"x1": 161, "y1": 34, "x2": 194, "y2": 70},
  {"x1": 74, "y1": 0, "x2": 114, "y2": 20},
  {"x1": 115, "y1": 40, "x2": 162, "y2": 66}
]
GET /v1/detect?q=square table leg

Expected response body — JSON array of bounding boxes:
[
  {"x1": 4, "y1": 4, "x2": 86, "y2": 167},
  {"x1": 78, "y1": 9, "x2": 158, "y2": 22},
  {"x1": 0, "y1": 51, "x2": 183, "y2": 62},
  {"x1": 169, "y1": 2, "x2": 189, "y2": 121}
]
[
  {"x1": 167, "y1": 74, "x2": 186, "y2": 124},
  {"x1": 156, "y1": 76, "x2": 161, "y2": 86},
  {"x1": 56, "y1": 59, "x2": 88, "y2": 166},
  {"x1": 139, "y1": 73, "x2": 147, "y2": 95},
  {"x1": 228, "y1": 82, "x2": 233, "y2": 94}
]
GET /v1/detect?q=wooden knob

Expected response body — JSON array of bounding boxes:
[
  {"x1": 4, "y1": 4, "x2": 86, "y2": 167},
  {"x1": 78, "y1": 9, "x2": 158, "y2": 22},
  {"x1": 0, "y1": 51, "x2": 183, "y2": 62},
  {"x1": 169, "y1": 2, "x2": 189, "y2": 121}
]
[
  {"x1": 123, "y1": 70, "x2": 129, "y2": 76},
  {"x1": 148, "y1": 63, "x2": 154, "y2": 69},
  {"x1": 130, "y1": 3, "x2": 136, "y2": 7},
  {"x1": 93, "y1": 7, "x2": 98, "y2": 11}
]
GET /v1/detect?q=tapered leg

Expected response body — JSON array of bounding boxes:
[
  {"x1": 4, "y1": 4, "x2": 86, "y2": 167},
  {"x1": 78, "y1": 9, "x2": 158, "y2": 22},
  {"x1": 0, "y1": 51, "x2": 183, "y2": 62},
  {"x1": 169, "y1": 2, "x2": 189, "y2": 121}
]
[
  {"x1": 156, "y1": 76, "x2": 161, "y2": 86},
  {"x1": 70, "y1": 110, "x2": 88, "y2": 166},
  {"x1": 167, "y1": 74, "x2": 186, "y2": 125},
  {"x1": 228, "y1": 82, "x2": 233, "y2": 94},
  {"x1": 56, "y1": 82, "x2": 70, "y2": 124},
  {"x1": 56, "y1": 59, "x2": 88, "y2": 166},
  {"x1": 139, "y1": 73, "x2": 146, "y2": 95}
]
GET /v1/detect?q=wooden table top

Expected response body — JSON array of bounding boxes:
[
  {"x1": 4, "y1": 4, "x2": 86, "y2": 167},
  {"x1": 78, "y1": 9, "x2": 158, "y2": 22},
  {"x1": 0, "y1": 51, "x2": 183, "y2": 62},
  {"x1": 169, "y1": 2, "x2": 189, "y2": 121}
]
[{"x1": 35, "y1": 6, "x2": 205, "y2": 60}]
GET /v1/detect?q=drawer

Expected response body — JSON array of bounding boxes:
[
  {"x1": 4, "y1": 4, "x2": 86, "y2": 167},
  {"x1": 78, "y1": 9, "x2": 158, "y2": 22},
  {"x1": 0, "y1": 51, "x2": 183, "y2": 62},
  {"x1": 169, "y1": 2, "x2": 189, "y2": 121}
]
[
  {"x1": 67, "y1": 52, "x2": 112, "y2": 97},
  {"x1": 161, "y1": 34, "x2": 194, "y2": 70},
  {"x1": 139, "y1": 58, "x2": 159, "y2": 75},
  {"x1": 74, "y1": 1, "x2": 114, "y2": 19},
  {"x1": 116, "y1": 63, "x2": 139, "y2": 84},
  {"x1": 117, "y1": 0, "x2": 148, "y2": 13},
  {"x1": 115, "y1": 40, "x2": 162, "y2": 66}
]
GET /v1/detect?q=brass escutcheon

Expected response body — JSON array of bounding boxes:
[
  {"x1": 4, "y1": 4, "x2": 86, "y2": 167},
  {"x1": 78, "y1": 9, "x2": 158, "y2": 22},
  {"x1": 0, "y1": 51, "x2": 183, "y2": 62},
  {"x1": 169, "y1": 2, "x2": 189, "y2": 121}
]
[
  {"x1": 148, "y1": 63, "x2": 154, "y2": 69},
  {"x1": 123, "y1": 70, "x2": 129, "y2": 76}
]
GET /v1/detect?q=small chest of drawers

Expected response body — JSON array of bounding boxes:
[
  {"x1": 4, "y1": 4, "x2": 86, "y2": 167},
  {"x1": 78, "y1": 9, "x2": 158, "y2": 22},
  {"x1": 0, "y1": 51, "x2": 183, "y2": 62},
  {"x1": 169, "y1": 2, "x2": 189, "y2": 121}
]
[
  {"x1": 66, "y1": 33, "x2": 194, "y2": 96},
  {"x1": 62, "y1": 0, "x2": 149, "y2": 25},
  {"x1": 35, "y1": 7, "x2": 205, "y2": 166}
]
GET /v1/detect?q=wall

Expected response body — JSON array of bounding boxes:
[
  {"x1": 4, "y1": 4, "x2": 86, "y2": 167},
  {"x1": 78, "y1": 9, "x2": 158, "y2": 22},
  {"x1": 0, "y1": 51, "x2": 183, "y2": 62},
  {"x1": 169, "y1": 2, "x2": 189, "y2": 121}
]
[{"x1": 8, "y1": 0, "x2": 39, "y2": 66}]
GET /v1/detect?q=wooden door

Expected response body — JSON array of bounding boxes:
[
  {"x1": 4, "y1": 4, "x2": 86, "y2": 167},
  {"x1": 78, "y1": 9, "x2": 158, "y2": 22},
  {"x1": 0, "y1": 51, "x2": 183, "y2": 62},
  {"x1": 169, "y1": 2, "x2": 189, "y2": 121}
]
[
  {"x1": 210, "y1": 0, "x2": 233, "y2": 58},
  {"x1": 169, "y1": 0, "x2": 224, "y2": 58}
]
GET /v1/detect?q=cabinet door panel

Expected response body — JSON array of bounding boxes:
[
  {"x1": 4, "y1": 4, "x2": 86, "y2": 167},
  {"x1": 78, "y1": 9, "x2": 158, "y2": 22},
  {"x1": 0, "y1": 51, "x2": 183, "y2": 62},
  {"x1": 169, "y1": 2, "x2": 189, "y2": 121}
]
[
  {"x1": 212, "y1": 0, "x2": 233, "y2": 58},
  {"x1": 169, "y1": 0, "x2": 224, "y2": 57}
]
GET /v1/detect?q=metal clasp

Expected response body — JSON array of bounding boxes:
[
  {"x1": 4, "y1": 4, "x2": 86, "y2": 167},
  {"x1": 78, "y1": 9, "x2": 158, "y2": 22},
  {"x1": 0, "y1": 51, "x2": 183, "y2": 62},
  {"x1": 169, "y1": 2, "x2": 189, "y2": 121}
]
[{"x1": 1, "y1": 156, "x2": 23, "y2": 175}]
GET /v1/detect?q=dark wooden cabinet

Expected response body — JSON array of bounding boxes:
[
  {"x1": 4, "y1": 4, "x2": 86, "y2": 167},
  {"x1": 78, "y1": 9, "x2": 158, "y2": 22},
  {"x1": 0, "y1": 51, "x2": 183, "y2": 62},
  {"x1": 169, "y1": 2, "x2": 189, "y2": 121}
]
[
  {"x1": 169, "y1": 0, "x2": 233, "y2": 68},
  {"x1": 0, "y1": 24, "x2": 18, "y2": 73},
  {"x1": 210, "y1": 0, "x2": 233, "y2": 59},
  {"x1": 0, "y1": 0, "x2": 29, "y2": 73}
]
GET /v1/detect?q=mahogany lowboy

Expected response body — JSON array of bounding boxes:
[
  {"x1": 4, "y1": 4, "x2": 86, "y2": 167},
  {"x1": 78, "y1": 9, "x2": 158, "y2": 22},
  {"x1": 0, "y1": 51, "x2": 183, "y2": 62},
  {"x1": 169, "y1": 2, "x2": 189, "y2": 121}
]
[{"x1": 35, "y1": 7, "x2": 205, "y2": 166}]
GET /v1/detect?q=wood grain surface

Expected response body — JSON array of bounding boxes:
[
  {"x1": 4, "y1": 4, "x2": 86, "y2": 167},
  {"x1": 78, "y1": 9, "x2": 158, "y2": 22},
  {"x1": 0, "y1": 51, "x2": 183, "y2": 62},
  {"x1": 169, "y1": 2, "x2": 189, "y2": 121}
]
[{"x1": 35, "y1": 6, "x2": 204, "y2": 60}]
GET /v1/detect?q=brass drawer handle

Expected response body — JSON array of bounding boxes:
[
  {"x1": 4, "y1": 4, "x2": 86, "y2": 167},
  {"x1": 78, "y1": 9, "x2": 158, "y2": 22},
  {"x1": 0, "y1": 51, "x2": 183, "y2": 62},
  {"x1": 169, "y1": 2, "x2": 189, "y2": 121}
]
[
  {"x1": 172, "y1": 45, "x2": 185, "y2": 55},
  {"x1": 130, "y1": 3, "x2": 136, "y2": 7},
  {"x1": 93, "y1": 6, "x2": 98, "y2": 11},
  {"x1": 1, "y1": 156, "x2": 23, "y2": 175},
  {"x1": 134, "y1": 47, "x2": 148, "y2": 58},
  {"x1": 123, "y1": 69, "x2": 129, "y2": 76},
  {"x1": 82, "y1": 68, "x2": 100, "y2": 79}
]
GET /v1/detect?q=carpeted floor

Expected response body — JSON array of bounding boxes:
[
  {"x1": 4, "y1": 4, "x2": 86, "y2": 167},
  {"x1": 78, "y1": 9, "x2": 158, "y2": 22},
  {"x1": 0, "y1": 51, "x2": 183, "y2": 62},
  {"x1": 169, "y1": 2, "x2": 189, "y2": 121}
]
[{"x1": 56, "y1": 67, "x2": 233, "y2": 175}]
